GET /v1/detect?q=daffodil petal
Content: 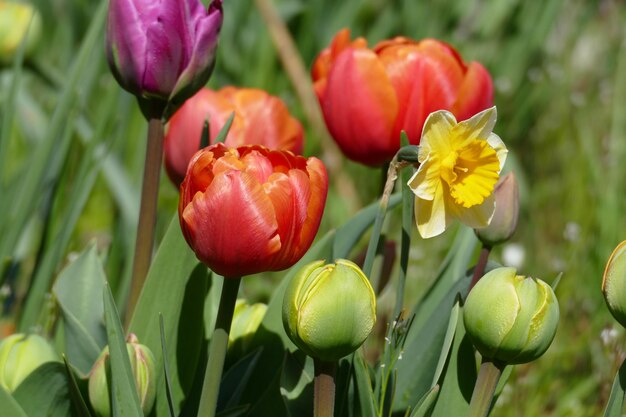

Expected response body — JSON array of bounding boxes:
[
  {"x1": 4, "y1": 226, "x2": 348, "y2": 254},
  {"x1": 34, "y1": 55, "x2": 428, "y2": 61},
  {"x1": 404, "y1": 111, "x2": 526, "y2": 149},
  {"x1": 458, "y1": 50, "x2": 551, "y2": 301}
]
[
  {"x1": 407, "y1": 159, "x2": 439, "y2": 200},
  {"x1": 455, "y1": 106, "x2": 497, "y2": 146},
  {"x1": 487, "y1": 132, "x2": 508, "y2": 171},
  {"x1": 421, "y1": 110, "x2": 457, "y2": 156},
  {"x1": 415, "y1": 182, "x2": 447, "y2": 238},
  {"x1": 449, "y1": 194, "x2": 496, "y2": 229}
]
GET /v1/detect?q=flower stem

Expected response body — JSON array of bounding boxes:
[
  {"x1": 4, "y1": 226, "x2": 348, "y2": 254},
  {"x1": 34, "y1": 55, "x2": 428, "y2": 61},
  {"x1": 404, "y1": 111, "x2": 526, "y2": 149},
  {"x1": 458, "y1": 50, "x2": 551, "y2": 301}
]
[
  {"x1": 197, "y1": 277, "x2": 242, "y2": 417},
  {"x1": 125, "y1": 117, "x2": 164, "y2": 328},
  {"x1": 469, "y1": 245, "x2": 491, "y2": 290},
  {"x1": 362, "y1": 156, "x2": 406, "y2": 278},
  {"x1": 468, "y1": 359, "x2": 503, "y2": 417},
  {"x1": 393, "y1": 164, "x2": 415, "y2": 317},
  {"x1": 314, "y1": 358, "x2": 336, "y2": 417}
]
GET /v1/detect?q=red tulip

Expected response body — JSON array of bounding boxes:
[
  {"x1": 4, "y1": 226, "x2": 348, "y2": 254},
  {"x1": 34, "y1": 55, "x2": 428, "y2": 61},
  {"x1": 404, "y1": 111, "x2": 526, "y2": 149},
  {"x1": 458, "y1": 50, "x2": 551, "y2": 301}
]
[
  {"x1": 312, "y1": 29, "x2": 494, "y2": 166},
  {"x1": 178, "y1": 143, "x2": 328, "y2": 277},
  {"x1": 164, "y1": 87, "x2": 304, "y2": 186}
]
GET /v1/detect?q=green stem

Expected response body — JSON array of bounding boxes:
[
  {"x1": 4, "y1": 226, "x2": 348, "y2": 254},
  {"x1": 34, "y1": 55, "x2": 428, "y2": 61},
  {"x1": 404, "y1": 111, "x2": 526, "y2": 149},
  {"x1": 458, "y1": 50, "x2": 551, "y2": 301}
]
[
  {"x1": 314, "y1": 359, "x2": 336, "y2": 417},
  {"x1": 197, "y1": 277, "x2": 242, "y2": 417},
  {"x1": 393, "y1": 165, "x2": 415, "y2": 318},
  {"x1": 469, "y1": 245, "x2": 491, "y2": 290},
  {"x1": 363, "y1": 157, "x2": 405, "y2": 278},
  {"x1": 468, "y1": 359, "x2": 503, "y2": 417},
  {"x1": 125, "y1": 117, "x2": 164, "y2": 327}
]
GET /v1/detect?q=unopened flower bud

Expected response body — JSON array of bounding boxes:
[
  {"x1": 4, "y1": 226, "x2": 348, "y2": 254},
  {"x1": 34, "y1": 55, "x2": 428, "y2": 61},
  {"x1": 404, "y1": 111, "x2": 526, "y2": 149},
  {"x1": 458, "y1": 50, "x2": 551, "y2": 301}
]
[
  {"x1": 463, "y1": 267, "x2": 559, "y2": 364},
  {"x1": 0, "y1": 333, "x2": 58, "y2": 392},
  {"x1": 475, "y1": 172, "x2": 519, "y2": 247},
  {"x1": 0, "y1": 1, "x2": 42, "y2": 63},
  {"x1": 229, "y1": 299, "x2": 267, "y2": 354},
  {"x1": 282, "y1": 259, "x2": 376, "y2": 361},
  {"x1": 88, "y1": 334, "x2": 156, "y2": 417},
  {"x1": 602, "y1": 241, "x2": 626, "y2": 328}
]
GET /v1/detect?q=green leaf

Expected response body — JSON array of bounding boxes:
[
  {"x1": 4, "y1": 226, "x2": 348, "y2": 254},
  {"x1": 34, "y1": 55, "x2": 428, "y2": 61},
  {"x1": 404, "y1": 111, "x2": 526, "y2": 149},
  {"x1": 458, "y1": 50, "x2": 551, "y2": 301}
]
[
  {"x1": 219, "y1": 348, "x2": 263, "y2": 409},
  {"x1": 408, "y1": 385, "x2": 439, "y2": 417},
  {"x1": 159, "y1": 315, "x2": 176, "y2": 417},
  {"x1": 0, "y1": 0, "x2": 108, "y2": 270},
  {"x1": 13, "y1": 362, "x2": 72, "y2": 417},
  {"x1": 52, "y1": 243, "x2": 107, "y2": 376},
  {"x1": 214, "y1": 112, "x2": 235, "y2": 144},
  {"x1": 393, "y1": 227, "x2": 477, "y2": 412},
  {"x1": 0, "y1": 386, "x2": 27, "y2": 417},
  {"x1": 352, "y1": 353, "x2": 377, "y2": 417},
  {"x1": 103, "y1": 283, "x2": 143, "y2": 417},
  {"x1": 332, "y1": 193, "x2": 402, "y2": 260},
  {"x1": 279, "y1": 351, "x2": 314, "y2": 416},
  {"x1": 429, "y1": 309, "x2": 477, "y2": 417},
  {"x1": 431, "y1": 298, "x2": 461, "y2": 386},
  {"x1": 216, "y1": 405, "x2": 250, "y2": 417},
  {"x1": 128, "y1": 215, "x2": 208, "y2": 417},
  {"x1": 63, "y1": 357, "x2": 93, "y2": 417},
  {"x1": 603, "y1": 357, "x2": 626, "y2": 417}
]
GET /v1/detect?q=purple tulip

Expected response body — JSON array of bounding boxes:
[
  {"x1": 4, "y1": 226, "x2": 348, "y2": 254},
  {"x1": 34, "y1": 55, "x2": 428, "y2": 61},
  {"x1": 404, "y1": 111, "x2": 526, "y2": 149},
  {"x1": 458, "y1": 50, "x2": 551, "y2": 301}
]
[{"x1": 106, "y1": 0, "x2": 223, "y2": 119}]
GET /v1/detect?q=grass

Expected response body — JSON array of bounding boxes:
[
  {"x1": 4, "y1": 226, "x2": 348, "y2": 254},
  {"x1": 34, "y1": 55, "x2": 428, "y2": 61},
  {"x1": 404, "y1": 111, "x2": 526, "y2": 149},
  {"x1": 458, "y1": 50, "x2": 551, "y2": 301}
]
[{"x1": 1, "y1": 0, "x2": 625, "y2": 415}]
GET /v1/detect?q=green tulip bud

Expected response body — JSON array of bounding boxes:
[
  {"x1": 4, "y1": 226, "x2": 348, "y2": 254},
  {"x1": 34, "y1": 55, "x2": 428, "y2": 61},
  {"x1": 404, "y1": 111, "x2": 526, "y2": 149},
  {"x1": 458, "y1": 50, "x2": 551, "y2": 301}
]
[
  {"x1": 0, "y1": 1, "x2": 42, "y2": 63},
  {"x1": 282, "y1": 259, "x2": 376, "y2": 362},
  {"x1": 602, "y1": 241, "x2": 626, "y2": 328},
  {"x1": 88, "y1": 334, "x2": 156, "y2": 417},
  {"x1": 229, "y1": 299, "x2": 267, "y2": 354},
  {"x1": 475, "y1": 172, "x2": 519, "y2": 247},
  {"x1": 463, "y1": 267, "x2": 559, "y2": 364},
  {"x1": 0, "y1": 333, "x2": 58, "y2": 392}
]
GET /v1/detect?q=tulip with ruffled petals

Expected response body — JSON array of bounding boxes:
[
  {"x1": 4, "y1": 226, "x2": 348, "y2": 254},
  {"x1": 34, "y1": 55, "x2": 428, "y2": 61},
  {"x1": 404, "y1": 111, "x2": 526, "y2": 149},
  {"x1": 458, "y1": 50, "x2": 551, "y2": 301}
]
[
  {"x1": 106, "y1": 0, "x2": 223, "y2": 118},
  {"x1": 164, "y1": 87, "x2": 304, "y2": 185},
  {"x1": 179, "y1": 144, "x2": 328, "y2": 277},
  {"x1": 312, "y1": 29, "x2": 493, "y2": 166}
]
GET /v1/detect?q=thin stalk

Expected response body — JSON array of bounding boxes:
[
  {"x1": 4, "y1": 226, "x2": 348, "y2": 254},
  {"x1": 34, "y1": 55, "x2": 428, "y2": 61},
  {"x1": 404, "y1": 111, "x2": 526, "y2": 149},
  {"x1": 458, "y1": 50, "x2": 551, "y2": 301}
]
[
  {"x1": 362, "y1": 156, "x2": 407, "y2": 278},
  {"x1": 314, "y1": 359, "x2": 336, "y2": 417},
  {"x1": 393, "y1": 165, "x2": 415, "y2": 318},
  {"x1": 469, "y1": 245, "x2": 491, "y2": 290},
  {"x1": 468, "y1": 359, "x2": 503, "y2": 417},
  {"x1": 197, "y1": 277, "x2": 242, "y2": 417},
  {"x1": 125, "y1": 117, "x2": 164, "y2": 327}
]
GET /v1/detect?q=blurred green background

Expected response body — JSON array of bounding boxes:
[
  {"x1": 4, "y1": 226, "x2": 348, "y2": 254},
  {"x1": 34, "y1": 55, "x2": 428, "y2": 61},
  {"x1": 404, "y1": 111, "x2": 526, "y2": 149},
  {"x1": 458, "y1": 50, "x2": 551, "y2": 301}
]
[{"x1": 1, "y1": 0, "x2": 625, "y2": 415}]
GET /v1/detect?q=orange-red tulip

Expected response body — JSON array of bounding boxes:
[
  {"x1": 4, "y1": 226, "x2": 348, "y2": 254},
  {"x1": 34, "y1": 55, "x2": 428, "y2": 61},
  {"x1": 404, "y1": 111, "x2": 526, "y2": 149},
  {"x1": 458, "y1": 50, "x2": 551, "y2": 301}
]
[
  {"x1": 312, "y1": 29, "x2": 494, "y2": 166},
  {"x1": 164, "y1": 87, "x2": 304, "y2": 186},
  {"x1": 178, "y1": 143, "x2": 328, "y2": 277}
]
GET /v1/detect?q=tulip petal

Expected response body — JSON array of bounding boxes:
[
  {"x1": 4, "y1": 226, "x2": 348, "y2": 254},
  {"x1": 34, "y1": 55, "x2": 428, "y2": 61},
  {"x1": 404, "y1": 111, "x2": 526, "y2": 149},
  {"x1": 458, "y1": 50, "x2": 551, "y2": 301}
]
[
  {"x1": 452, "y1": 62, "x2": 494, "y2": 122},
  {"x1": 321, "y1": 48, "x2": 399, "y2": 165},
  {"x1": 170, "y1": 3, "x2": 222, "y2": 105},
  {"x1": 106, "y1": 0, "x2": 148, "y2": 94},
  {"x1": 380, "y1": 44, "x2": 465, "y2": 143},
  {"x1": 182, "y1": 170, "x2": 280, "y2": 277}
]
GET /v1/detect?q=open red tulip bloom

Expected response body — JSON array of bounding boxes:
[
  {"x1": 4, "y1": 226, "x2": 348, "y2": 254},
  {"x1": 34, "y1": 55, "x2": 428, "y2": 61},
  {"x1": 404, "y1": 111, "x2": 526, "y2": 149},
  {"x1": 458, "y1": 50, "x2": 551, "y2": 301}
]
[
  {"x1": 312, "y1": 29, "x2": 494, "y2": 166},
  {"x1": 179, "y1": 144, "x2": 328, "y2": 277},
  {"x1": 164, "y1": 87, "x2": 304, "y2": 186}
]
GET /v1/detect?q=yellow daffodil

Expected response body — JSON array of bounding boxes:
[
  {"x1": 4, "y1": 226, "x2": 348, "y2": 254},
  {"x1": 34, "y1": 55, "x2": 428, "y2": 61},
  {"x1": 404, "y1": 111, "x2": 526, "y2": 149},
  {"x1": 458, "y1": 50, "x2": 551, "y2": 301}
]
[{"x1": 407, "y1": 107, "x2": 507, "y2": 238}]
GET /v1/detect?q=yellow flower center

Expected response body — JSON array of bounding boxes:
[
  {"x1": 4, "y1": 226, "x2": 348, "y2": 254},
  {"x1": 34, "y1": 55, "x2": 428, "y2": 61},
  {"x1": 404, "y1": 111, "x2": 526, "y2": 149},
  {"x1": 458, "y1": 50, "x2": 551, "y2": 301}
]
[{"x1": 439, "y1": 140, "x2": 500, "y2": 208}]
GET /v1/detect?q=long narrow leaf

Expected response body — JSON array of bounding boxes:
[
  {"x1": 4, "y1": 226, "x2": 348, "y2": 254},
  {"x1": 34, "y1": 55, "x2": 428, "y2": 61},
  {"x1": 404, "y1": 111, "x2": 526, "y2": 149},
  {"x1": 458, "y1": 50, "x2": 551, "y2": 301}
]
[{"x1": 103, "y1": 283, "x2": 143, "y2": 417}]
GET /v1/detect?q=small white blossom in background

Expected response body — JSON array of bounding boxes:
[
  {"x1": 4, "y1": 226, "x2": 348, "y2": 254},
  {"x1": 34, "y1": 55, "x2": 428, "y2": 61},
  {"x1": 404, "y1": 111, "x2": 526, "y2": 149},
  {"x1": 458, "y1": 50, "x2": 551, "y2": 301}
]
[{"x1": 502, "y1": 243, "x2": 525, "y2": 269}]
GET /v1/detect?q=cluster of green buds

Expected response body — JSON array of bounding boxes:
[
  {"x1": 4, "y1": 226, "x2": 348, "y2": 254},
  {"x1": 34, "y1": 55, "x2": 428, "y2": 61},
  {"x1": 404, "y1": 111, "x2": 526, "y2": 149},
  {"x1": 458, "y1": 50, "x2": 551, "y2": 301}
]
[
  {"x1": 463, "y1": 267, "x2": 559, "y2": 364},
  {"x1": 282, "y1": 259, "x2": 376, "y2": 361},
  {"x1": 0, "y1": 333, "x2": 58, "y2": 392},
  {"x1": 0, "y1": 1, "x2": 42, "y2": 63},
  {"x1": 88, "y1": 334, "x2": 156, "y2": 417}
]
